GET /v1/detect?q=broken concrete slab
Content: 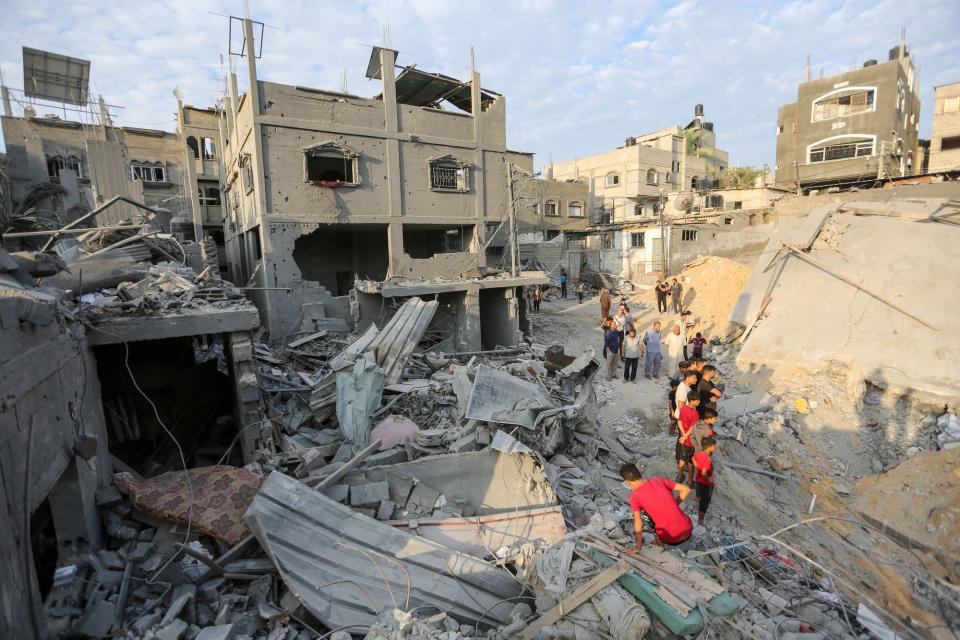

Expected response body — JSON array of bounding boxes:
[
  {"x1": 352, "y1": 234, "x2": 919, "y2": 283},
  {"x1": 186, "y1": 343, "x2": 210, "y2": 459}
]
[
  {"x1": 194, "y1": 624, "x2": 236, "y2": 640},
  {"x1": 349, "y1": 481, "x2": 390, "y2": 508},
  {"x1": 719, "y1": 389, "x2": 778, "y2": 421}
]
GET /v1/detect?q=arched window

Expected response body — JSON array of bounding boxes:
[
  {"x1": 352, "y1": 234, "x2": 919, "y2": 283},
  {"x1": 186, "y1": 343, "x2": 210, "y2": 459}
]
[
  {"x1": 646, "y1": 168, "x2": 658, "y2": 185},
  {"x1": 186, "y1": 136, "x2": 200, "y2": 159},
  {"x1": 605, "y1": 172, "x2": 620, "y2": 187},
  {"x1": 202, "y1": 137, "x2": 216, "y2": 159},
  {"x1": 568, "y1": 201, "x2": 583, "y2": 217},
  {"x1": 762, "y1": 211, "x2": 770, "y2": 224},
  {"x1": 749, "y1": 213, "x2": 758, "y2": 226},
  {"x1": 634, "y1": 204, "x2": 643, "y2": 216},
  {"x1": 544, "y1": 201, "x2": 558, "y2": 216}
]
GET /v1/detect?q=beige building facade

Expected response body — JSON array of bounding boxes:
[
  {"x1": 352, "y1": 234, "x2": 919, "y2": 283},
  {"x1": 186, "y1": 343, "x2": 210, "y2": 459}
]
[
  {"x1": 929, "y1": 82, "x2": 960, "y2": 173},
  {"x1": 550, "y1": 105, "x2": 729, "y2": 224},
  {"x1": 774, "y1": 41, "x2": 921, "y2": 191}
]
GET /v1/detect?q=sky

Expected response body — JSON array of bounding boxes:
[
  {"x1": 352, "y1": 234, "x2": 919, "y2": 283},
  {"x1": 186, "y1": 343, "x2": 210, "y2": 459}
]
[{"x1": 1, "y1": 0, "x2": 958, "y2": 169}]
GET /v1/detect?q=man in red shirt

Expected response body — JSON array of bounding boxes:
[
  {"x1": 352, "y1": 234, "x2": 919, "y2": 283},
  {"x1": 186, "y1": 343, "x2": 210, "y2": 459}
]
[
  {"x1": 619, "y1": 463, "x2": 693, "y2": 552},
  {"x1": 676, "y1": 394, "x2": 701, "y2": 484},
  {"x1": 691, "y1": 436, "x2": 717, "y2": 525}
]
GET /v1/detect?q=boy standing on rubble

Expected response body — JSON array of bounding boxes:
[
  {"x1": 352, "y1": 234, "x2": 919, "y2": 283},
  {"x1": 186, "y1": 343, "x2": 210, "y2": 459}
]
[
  {"x1": 677, "y1": 392, "x2": 701, "y2": 484},
  {"x1": 692, "y1": 436, "x2": 717, "y2": 525},
  {"x1": 619, "y1": 463, "x2": 693, "y2": 551}
]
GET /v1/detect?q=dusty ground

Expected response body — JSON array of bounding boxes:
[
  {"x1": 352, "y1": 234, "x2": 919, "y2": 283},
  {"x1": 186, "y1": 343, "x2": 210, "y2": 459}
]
[{"x1": 529, "y1": 279, "x2": 959, "y2": 638}]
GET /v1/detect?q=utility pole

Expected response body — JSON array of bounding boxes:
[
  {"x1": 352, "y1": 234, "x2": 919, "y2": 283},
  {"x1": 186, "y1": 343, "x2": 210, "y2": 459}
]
[
  {"x1": 793, "y1": 161, "x2": 802, "y2": 196},
  {"x1": 506, "y1": 163, "x2": 519, "y2": 277},
  {"x1": 876, "y1": 142, "x2": 886, "y2": 181},
  {"x1": 658, "y1": 188, "x2": 667, "y2": 276}
]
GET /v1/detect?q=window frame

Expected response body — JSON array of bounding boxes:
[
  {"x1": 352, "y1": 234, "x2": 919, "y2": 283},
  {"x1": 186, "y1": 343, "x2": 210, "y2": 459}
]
[
  {"x1": 806, "y1": 134, "x2": 876, "y2": 164},
  {"x1": 630, "y1": 232, "x2": 645, "y2": 248},
  {"x1": 301, "y1": 141, "x2": 360, "y2": 187},
  {"x1": 681, "y1": 229, "x2": 698, "y2": 242},
  {"x1": 940, "y1": 135, "x2": 960, "y2": 151},
  {"x1": 810, "y1": 86, "x2": 877, "y2": 123},
  {"x1": 544, "y1": 200, "x2": 559, "y2": 217},
  {"x1": 130, "y1": 162, "x2": 167, "y2": 183},
  {"x1": 427, "y1": 155, "x2": 470, "y2": 192},
  {"x1": 568, "y1": 201, "x2": 584, "y2": 217},
  {"x1": 646, "y1": 168, "x2": 659, "y2": 185},
  {"x1": 605, "y1": 172, "x2": 621, "y2": 187},
  {"x1": 239, "y1": 154, "x2": 255, "y2": 194}
]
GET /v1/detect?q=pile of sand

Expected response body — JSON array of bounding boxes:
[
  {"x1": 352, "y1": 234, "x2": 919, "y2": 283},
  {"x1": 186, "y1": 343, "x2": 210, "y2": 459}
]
[
  {"x1": 645, "y1": 256, "x2": 750, "y2": 340},
  {"x1": 854, "y1": 448, "x2": 960, "y2": 566}
]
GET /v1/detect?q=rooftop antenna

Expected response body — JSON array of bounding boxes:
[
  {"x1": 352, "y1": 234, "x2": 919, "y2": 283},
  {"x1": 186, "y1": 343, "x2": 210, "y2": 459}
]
[
  {"x1": 805, "y1": 54, "x2": 810, "y2": 82},
  {"x1": 470, "y1": 46, "x2": 476, "y2": 74},
  {"x1": 340, "y1": 68, "x2": 349, "y2": 94},
  {"x1": 899, "y1": 27, "x2": 906, "y2": 59}
]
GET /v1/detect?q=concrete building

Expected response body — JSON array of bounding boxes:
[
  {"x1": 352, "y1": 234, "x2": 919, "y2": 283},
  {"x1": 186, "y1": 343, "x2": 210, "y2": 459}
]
[
  {"x1": 774, "y1": 40, "x2": 921, "y2": 191},
  {"x1": 566, "y1": 207, "x2": 772, "y2": 285},
  {"x1": 484, "y1": 172, "x2": 590, "y2": 265},
  {"x1": 929, "y1": 82, "x2": 960, "y2": 173},
  {"x1": 218, "y1": 19, "x2": 546, "y2": 349},
  {"x1": 550, "y1": 105, "x2": 729, "y2": 224},
  {"x1": 1, "y1": 92, "x2": 226, "y2": 263}
]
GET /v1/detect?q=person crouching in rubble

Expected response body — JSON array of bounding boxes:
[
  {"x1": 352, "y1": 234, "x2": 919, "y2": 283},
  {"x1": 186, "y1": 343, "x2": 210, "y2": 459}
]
[{"x1": 619, "y1": 463, "x2": 693, "y2": 552}]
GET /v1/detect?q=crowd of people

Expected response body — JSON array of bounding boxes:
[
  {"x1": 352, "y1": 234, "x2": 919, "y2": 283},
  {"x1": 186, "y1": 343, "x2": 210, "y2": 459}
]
[
  {"x1": 523, "y1": 273, "x2": 725, "y2": 553},
  {"x1": 595, "y1": 282, "x2": 723, "y2": 553}
]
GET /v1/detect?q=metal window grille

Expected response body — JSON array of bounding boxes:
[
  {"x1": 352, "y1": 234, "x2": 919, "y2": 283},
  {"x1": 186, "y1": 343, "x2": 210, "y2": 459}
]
[{"x1": 431, "y1": 164, "x2": 461, "y2": 190}]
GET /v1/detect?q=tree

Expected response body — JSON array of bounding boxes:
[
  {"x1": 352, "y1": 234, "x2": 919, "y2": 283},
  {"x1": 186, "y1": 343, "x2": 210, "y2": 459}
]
[{"x1": 718, "y1": 166, "x2": 765, "y2": 189}]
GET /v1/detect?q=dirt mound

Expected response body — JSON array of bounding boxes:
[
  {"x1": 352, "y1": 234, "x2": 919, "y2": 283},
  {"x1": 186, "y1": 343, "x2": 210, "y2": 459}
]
[
  {"x1": 854, "y1": 448, "x2": 960, "y2": 563},
  {"x1": 646, "y1": 256, "x2": 750, "y2": 340}
]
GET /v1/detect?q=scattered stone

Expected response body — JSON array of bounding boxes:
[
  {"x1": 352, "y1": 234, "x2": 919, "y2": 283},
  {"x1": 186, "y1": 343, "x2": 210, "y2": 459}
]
[
  {"x1": 156, "y1": 618, "x2": 189, "y2": 640},
  {"x1": 349, "y1": 481, "x2": 391, "y2": 508},
  {"x1": 95, "y1": 485, "x2": 124, "y2": 508}
]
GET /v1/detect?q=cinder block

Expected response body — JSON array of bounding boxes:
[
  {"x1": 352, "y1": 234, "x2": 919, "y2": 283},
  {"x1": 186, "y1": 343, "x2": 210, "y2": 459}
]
[{"x1": 349, "y1": 481, "x2": 390, "y2": 507}]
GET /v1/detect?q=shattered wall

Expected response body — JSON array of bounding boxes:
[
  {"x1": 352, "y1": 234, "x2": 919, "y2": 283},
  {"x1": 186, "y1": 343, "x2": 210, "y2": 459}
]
[{"x1": 0, "y1": 286, "x2": 111, "y2": 638}]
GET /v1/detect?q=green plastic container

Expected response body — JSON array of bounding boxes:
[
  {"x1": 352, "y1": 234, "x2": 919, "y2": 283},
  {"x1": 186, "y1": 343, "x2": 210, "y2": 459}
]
[{"x1": 588, "y1": 548, "x2": 741, "y2": 636}]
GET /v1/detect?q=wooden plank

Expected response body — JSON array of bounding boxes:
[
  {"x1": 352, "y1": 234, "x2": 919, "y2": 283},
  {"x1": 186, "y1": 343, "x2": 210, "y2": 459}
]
[
  {"x1": 86, "y1": 308, "x2": 260, "y2": 345},
  {"x1": 518, "y1": 561, "x2": 630, "y2": 640}
]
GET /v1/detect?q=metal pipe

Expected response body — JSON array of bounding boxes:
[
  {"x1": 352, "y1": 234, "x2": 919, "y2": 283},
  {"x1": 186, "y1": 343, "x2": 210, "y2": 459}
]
[{"x1": 3, "y1": 224, "x2": 148, "y2": 238}]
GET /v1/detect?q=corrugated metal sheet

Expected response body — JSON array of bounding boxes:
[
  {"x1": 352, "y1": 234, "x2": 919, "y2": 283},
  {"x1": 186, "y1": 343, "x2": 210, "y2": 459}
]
[
  {"x1": 366, "y1": 297, "x2": 438, "y2": 385},
  {"x1": 244, "y1": 472, "x2": 525, "y2": 630}
]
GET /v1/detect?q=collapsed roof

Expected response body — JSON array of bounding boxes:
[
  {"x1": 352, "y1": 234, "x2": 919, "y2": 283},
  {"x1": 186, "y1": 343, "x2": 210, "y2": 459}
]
[{"x1": 366, "y1": 46, "x2": 499, "y2": 112}]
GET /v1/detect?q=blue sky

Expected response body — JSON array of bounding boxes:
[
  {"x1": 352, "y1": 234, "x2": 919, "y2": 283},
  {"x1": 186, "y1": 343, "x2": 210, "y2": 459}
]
[{"x1": 1, "y1": 0, "x2": 958, "y2": 168}]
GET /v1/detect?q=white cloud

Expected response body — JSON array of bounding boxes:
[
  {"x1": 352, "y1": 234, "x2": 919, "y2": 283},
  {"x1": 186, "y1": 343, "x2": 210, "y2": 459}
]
[{"x1": 1, "y1": 0, "x2": 958, "y2": 168}]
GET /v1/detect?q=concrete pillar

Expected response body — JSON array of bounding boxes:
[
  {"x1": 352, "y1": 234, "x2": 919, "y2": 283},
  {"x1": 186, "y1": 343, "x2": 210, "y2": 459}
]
[
  {"x1": 177, "y1": 96, "x2": 204, "y2": 242},
  {"x1": 471, "y1": 71, "x2": 486, "y2": 253},
  {"x1": 456, "y1": 286, "x2": 482, "y2": 352},
  {"x1": 1, "y1": 85, "x2": 11, "y2": 117},
  {"x1": 380, "y1": 48, "x2": 404, "y2": 276},
  {"x1": 48, "y1": 458, "x2": 104, "y2": 550}
]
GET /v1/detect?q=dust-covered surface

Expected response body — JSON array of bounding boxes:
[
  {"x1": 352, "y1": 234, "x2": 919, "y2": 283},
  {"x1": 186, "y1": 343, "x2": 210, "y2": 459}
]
[
  {"x1": 736, "y1": 210, "x2": 960, "y2": 403},
  {"x1": 854, "y1": 448, "x2": 960, "y2": 566},
  {"x1": 641, "y1": 255, "x2": 751, "y2": 339}
]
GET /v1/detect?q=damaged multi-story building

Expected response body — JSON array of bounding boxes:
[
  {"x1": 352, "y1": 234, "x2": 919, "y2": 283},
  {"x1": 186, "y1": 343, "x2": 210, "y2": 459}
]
[
  {"x1": 773, "y1": 37, "x2": 921, "y2": 191},
  {"x1": 217, "y1": 20, "x2": 559, "y2": 351},
  {"x1": 1, "y1": 48, "x2": 227, "y2": 270},
  {"x1": 550, "y1": 104, "x2": 730, "y2": 224},
  {"x1": 929, "y1": 81, "x2": 960, "y2": 173}
]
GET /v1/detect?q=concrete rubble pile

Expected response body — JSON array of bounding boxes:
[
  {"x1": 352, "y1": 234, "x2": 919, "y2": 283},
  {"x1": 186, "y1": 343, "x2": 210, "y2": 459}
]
[{"x1": 35, "y1": 288, "x2": 907, "y2": 640}]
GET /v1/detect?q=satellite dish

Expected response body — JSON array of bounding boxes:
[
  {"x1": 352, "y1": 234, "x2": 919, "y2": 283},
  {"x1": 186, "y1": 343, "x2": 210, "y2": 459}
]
[
  {"x1": 674, "y1": 193, "x2": 693, "y2": 212},
  {"x1": 173, "y1": 88, "x2": 184, "y2": 100}
]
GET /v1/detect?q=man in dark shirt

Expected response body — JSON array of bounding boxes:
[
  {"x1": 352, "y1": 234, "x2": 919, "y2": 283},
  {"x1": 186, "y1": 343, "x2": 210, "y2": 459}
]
[
  {"x1": 654, "y1": 280, "x2": 669, "y2": 313},
  {"x1": 697, "y1": 365, "x2": 722, "y2": 414}
]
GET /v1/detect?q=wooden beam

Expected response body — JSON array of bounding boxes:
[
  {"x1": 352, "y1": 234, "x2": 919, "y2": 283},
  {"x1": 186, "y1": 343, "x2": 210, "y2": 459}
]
[{"x1": 518, "y1": 561, "x2": 629, "y2": 640}]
